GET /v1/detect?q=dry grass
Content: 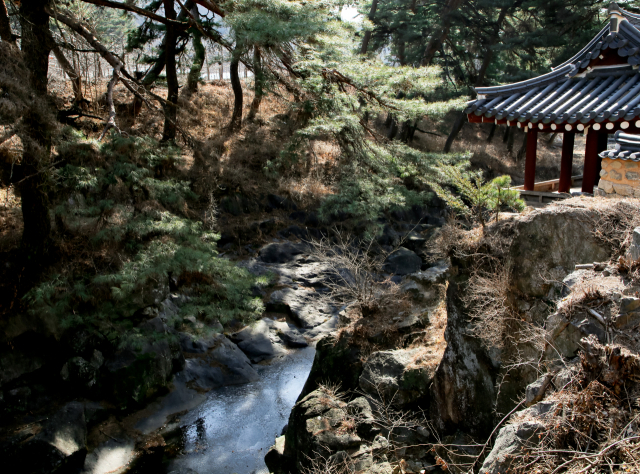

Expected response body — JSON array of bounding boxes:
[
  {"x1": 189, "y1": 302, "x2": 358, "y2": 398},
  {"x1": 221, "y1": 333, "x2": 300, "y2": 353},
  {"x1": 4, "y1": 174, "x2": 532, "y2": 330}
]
[
  {"x1": 50, "y1": 79, "x2": 339, "y2": 210},
  {"x1": 506, "y1": 338, "x2": 640, "y2": 474},
  {"x1": 0, "y1": 185, "x2": 21, "y2": 252}
]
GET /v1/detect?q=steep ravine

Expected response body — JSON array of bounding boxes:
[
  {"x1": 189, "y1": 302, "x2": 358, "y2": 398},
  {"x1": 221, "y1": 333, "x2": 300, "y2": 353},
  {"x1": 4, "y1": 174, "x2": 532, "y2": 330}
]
[{"x1": 265, "y1": 200, "x2": 636, "y2": 474}]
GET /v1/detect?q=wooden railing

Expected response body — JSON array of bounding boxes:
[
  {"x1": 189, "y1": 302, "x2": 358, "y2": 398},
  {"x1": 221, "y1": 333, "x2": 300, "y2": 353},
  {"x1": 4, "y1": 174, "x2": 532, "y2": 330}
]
[{"x1": 511, "y1": 175, "x2": 584, "y2": 207}]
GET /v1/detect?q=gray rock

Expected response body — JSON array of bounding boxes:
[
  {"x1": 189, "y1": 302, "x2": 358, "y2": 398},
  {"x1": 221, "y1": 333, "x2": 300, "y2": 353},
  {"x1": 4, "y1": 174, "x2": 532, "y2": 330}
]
[
  {"x1": 480, "y1": 421, "x2": 543, "y2": 474},
  {"x1": 613, "y1": 311, "x2": 640, "y2": 329},
  {"x1": 402, "y1": 232, "x2": 427, "y2": 252},
  {"x1": 524, "y1": 377, "x2": 546, "y2": 406},
  {"x1": 410, "y1": 261, "x2": 450, "y2": 285},
  {"x1": 238, "y1": 338, "x2": 278, "y2": 363},
  {"x1": 561, "y1": 269, "x2": 591, "y2": 297},
  {"x1": 158, "y1": 297, "x2": 180, "y2": 322},
  {"x1": 369, "y1": 462, "x2": 394, "y2": 474},
  {"x1": 429, "y1": 282, "x2": 497, "y2": 433},
  {"x1": 359, "y1": 348, "x2": 432, "y2": 405},
  {"x1": 303, "y1": 314, "x2": 339, "y2": 339},
  {"x1": 545, "y1": 309, "x2": 609, "y2": 360},
  {"x1": 277, "y1": 328, "x2": 308, "y2": 348},
  {"x1": 620, "y1": 297, "x2": 640, "y2": 314},
  {"x1": 230, "y1": 319, "x2": 286, "y2": 363},
  {"x1": 105, "y1": 338, "x2": 183, "y2": 409},
  {"x1": 347, "y1": 397, "x2": 379, "y2": 438},
  {"x1": 383, "y1": 247, "x2": 422, "y2": 275},
  {"x1": 508, "y1": 208, "x2": 610, "y2": 297},
  {"x1": 181, "y1": 335, "x2": 259, "y2": 389},
  {"x1": 269, "y1": 287, "x2": 335, "y2": 328},
  {"x1": 259, "y1": 242, "x2": 307, "y2": 263},
  {"x1": 523, "y1": 400, "x2": 558, "y2": 419},
  {"x1": 61, "y1": 350, "x2": 103, "y2": 389},
  {"x1": 139, "y1": 316, "x2": 168, "y2": 334},
  {"x1": 545, "y1": 313, "x2": 587, "y2": 359},
  {"x1": 280, "y1": 388, "x2": 364, "y2": 472},
  {"x1": 400, "y1": 280, "x2": 422, "y2": 299},
  {"x1": 625, "y1": 227, "x2": 640, "y2": 263},
  {"x1": 181, "y1": 359, "x2": 225, "y2": 391}
]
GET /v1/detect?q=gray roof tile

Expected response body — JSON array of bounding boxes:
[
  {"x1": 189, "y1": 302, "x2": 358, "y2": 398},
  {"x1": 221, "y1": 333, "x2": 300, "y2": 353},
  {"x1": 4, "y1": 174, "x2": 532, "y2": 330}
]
[{"x1": 600, "y1": 131, "x2": 640, "y2": 161}]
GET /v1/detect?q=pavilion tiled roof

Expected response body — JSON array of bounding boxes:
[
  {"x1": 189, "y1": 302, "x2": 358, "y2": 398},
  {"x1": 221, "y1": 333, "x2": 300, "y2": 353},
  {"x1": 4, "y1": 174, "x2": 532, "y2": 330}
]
[
  {"x1": 599, "y1": 130, "x2": 640, "y2": 160},
  {"x1": 465, "y1": 6, "x2": 640, "y2": 128}
]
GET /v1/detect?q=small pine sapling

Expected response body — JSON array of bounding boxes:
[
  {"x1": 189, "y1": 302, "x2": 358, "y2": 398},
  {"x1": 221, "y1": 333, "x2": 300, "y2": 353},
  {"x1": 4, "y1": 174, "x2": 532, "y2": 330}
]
[
  {"x1": 430, "y1": 164, "x2": 525, "y2": 229},
  {"x1": 489, "y1": 175, "x2": 525, "y2": 223}
]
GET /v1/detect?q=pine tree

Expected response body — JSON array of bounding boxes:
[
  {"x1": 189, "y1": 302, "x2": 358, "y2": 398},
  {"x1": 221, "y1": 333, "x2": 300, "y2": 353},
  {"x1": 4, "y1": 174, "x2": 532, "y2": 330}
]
[{"x1": 429, "y1": 164, "x2": 525, "y2": 229}]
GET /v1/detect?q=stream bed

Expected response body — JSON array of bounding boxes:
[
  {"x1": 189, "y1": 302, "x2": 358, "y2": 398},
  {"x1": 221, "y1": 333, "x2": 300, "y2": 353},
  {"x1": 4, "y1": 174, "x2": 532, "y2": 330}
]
[{"x1": 163, "y1": 345, "x2": 316, "y2": 474}]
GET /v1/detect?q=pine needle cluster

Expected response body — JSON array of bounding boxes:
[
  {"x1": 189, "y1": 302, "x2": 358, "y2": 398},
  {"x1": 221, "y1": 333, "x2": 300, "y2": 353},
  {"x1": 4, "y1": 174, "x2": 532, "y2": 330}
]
[{"x1": 25, "y1": 132, "x2": 265, "y2": 347}]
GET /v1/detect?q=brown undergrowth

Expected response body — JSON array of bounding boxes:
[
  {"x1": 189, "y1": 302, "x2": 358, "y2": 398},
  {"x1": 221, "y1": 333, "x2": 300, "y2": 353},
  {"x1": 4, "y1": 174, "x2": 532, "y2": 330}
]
[{"x1": 506, "y1": 337, "x2": 640, "y2": 474}]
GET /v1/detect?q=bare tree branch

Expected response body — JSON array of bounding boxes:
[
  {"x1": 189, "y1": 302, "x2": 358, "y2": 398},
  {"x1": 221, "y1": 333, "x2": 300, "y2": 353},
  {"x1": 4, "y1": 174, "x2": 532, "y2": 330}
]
[{"x1": 79, "y1": 0, "x2": 189, "y2": 26}]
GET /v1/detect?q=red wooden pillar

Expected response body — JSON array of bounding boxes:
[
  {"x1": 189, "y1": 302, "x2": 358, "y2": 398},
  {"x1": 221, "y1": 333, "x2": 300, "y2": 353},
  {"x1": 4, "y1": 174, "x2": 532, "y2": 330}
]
[
  {"x1": 582, "y1": 130, "x2": 600, "y2": 194},
  {"x1": 558, "y1": 132, "x2": 575, "y2": 193},
  {"x1": 524, "y1": 128, "x2": 538, "y2": 191},
  {"x1": 595, "y1": 131, "x2": 608, "y2": 179}
]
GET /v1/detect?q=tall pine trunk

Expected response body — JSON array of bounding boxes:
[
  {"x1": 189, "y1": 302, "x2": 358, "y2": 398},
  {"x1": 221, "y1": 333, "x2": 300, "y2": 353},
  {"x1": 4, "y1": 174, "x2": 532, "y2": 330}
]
[
  {"x1": 19, "y1": 0, "x2": 52, "y2": 257},
  {"x1": 185, "y1": 20, "x2": 205, "y2": 96},
  {"x1": 162, "y1": 0, "x2": 179, "y2": 142},
  {"x1": 360, "y1": 0, "x2": 379, "y2": 54},
  {"x1": 248, "y1": 47, "x2": 263, "y2": 121},
  {"x1": 133, "y1": 0, "x2": 194, "y2": 116},
  {"x1": 420, "y1": 0, "x2": 464, "y2": 66},
  {"x1": 227, "y1": 52, "x2": 243, "y2": 133}
]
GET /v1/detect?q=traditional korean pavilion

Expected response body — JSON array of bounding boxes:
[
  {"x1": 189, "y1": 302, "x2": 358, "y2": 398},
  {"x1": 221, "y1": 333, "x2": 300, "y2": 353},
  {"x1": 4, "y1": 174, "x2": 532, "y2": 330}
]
[{"x1": 465, "y1": 3, "x2": 640, "y2": 195}]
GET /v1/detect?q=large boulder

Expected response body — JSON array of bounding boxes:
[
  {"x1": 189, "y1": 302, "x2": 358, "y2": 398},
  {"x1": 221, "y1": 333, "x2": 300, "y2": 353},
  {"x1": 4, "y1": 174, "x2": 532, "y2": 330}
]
[
  {"x1": 359, "y1": 349, "x2": 435, "y2": 406},
  {"x1": 624, "y1": 226, "x2": 640, "y2": 264},
  {"x1": 300, "y1": 334, "x2": 364, "y2": 398},
  {"x1": 480, "y1": 421, "x2": 544, "y2": 474},
  {"x1": 383, "y1": 247, "x2": 422, "y2": 275},
  {"x1": 180, "y1": 334, "x2": 259, "y2": 390},
  {"x1": 259, "y1": 242, "x2": 307, "y2": 264},
  {"x1": 506, "y1": 207, "x2": 610, "y2": 297},
  {"x1": 274, "y1": 388, "x2": 366, "y2": 473},
  {"x1": 0, "y1": 348, "x2": 44, "y2": 388},
  {"x1": 229, "y1": 319, "x2": 287, "y2": 363},
  {"x1": 429, "y1": 282, "x2": 497, "y2": 434},
  {"x1": 268, "y1": 287, "x2": 335, "y2": 328}
]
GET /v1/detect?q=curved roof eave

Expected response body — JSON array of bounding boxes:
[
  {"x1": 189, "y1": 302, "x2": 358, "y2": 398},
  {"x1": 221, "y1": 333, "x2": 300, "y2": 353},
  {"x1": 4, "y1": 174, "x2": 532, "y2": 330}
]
[{"x1": 474, "y1": 65, "x2": 574, "y2": 97}]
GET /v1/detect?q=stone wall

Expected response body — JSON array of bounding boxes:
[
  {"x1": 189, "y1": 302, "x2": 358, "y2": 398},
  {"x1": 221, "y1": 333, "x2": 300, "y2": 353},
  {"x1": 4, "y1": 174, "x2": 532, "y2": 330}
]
[{"x1": 597, "y1": 157, "x2": 640, "y2": 197}]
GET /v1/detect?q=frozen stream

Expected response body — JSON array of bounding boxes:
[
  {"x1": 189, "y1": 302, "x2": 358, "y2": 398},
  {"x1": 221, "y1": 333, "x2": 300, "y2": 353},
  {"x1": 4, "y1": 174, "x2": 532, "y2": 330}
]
[{"x1": 164, "y1": 345, "x2": 316, "y2": 474}]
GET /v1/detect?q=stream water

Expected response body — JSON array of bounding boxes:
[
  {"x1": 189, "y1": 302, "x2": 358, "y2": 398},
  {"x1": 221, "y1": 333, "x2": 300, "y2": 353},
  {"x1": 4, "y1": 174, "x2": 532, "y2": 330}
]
[{"x1": 163, "y1": 345, "x2": 316, "y2": 474}]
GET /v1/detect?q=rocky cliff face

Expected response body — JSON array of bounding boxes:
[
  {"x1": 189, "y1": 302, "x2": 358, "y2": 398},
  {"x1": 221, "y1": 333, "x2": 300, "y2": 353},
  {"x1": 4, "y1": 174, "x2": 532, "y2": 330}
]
[{"x1": 266, "y1": 199, "x2": 636, "y2": 473}]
